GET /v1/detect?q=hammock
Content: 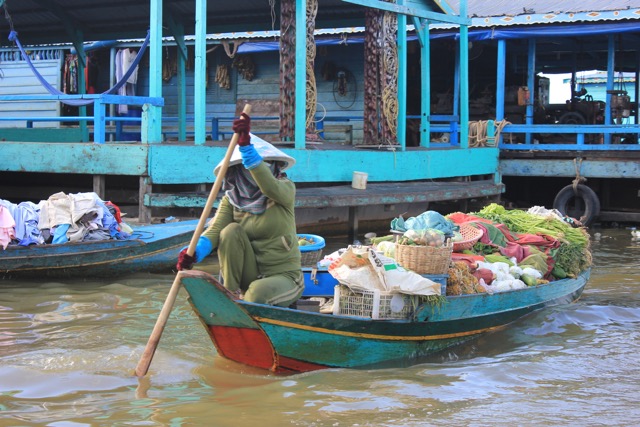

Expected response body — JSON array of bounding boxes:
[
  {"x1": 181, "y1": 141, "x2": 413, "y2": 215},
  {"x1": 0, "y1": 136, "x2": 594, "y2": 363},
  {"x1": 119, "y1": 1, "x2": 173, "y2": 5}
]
[{"x1": 7, "y1": 30, "x2": 150, "y2": 107}]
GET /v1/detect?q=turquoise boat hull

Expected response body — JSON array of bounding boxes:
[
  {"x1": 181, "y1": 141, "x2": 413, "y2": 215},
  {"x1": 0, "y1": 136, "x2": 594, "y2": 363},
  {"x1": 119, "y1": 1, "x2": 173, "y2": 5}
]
[
  {"x1": 0, "y1": 220, "x2": 199, "y2": 278},
  {"x1": 180, "y1": 268, "x2": 590, "y2": 373}
]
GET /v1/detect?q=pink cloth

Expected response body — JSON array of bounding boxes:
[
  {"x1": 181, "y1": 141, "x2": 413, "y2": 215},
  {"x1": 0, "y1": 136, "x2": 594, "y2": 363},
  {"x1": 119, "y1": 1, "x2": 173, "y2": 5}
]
[
  {"x1": 499, "y1": 241, "x2": 532, "y2": 263},
  {"x1": 447, "y1": 212, "x2": 493, "y2": 225},
  {"x1": 0, "y1": 206, "x2": 16, "y2": 249}
]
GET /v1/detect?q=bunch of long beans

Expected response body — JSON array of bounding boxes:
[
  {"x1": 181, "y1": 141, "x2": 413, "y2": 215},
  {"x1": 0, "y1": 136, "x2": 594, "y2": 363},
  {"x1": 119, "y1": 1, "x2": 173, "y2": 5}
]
[
  {"x1": 474, "y1": 204, "x2": 589, "y2": 248},
  {"x1": 473, "y1": 204, "x2": 592, "y2": 276}
]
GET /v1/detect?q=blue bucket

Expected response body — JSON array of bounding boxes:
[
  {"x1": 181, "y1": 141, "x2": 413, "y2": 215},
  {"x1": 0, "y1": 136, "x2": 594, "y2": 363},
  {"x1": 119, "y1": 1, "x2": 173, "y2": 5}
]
[{"x1": 297, "y1": 233, "x2": 326, "y2": 252}]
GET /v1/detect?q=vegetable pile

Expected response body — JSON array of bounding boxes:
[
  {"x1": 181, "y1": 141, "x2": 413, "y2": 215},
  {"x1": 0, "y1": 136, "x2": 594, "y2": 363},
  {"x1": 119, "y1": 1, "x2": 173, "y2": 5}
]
[
  {"x1": 374, "y1": 204, "x2": 592, "y2": 296},
  {"x1": 397, "y1": 229, "x2": 446, "y2": 247},
  {"x1": 470, "y1": 203, "x2": 592, "y2": 278},
  {"x1": 298, "y1": 236, "x2": 316, "y2": 246}
]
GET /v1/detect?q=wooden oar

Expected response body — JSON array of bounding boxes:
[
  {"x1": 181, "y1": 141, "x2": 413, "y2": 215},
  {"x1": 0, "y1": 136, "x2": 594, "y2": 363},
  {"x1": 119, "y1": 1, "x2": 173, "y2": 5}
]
[{"x1": 134, "y1": 104, "x2": 252, "y2": 377}]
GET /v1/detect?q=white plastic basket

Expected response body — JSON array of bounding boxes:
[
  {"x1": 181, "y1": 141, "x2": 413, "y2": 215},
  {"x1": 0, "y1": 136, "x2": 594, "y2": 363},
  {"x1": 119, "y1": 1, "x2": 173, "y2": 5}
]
[{"x1": 332, "y1": 285, "x2": 417, "y2": 320}]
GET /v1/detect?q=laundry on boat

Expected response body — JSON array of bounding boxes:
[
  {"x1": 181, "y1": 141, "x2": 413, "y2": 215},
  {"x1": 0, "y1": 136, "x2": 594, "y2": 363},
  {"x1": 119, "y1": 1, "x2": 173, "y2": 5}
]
[{"x1": 0, "y1": 192, "x2": 131, "y2": 249}]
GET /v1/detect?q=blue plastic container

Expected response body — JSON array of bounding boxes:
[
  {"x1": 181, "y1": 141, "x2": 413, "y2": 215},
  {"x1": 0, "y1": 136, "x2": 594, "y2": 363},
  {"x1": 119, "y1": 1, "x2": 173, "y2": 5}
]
[
  {"x1": 302, "y1": 266, "x2": 338, "y2": 297},
  {"x1": 296, "y1": 233, "x2": 325, "y2": 252}
]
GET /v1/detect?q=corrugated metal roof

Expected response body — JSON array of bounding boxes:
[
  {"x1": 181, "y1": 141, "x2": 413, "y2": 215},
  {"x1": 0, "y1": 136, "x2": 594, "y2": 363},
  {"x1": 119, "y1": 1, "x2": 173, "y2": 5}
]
[
  {"x1": 4, "y1": 0, "x2": 640, "y2": 48},
  {"x1": 438, "y1": 0, "x2": 640, "y2": 28},
  {"x1": 0, "y1": 0, "x2": 368, "y2": 46},
  {"x1": 164, "y1": 1, "x2": 640, "y2": 45},
  {"x1": 460, "y1": 0, "x2": 640, "y2": 17},
  {"x1": 177, "y1": 1, "x2": 640, "y2": 43}
]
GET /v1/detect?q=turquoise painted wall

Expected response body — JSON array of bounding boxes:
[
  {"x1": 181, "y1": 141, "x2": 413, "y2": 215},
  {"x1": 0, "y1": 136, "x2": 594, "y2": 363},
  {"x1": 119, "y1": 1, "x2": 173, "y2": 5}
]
[
  {"x1": 0, "y1": 141, "x2": 499, "y2": 184},
  {"x1": 147, "y1": 145, "x2": 499, "y2": 184}
]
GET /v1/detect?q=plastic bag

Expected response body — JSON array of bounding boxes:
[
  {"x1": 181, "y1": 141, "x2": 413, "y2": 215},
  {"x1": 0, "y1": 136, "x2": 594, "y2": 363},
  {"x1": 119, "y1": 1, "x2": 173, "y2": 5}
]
[
  {"x1": 328, "y1": 246, "x2": 386, "y2": 292},
  {"x1": 391, "y1": 210, "x2": 458, "y2": 235},
  {"x1": 328, "y1": 246, "x2": 441, "y2": 296},
  {"x1": 398, "y1": 228, "x2": 446, "y2": 247}
]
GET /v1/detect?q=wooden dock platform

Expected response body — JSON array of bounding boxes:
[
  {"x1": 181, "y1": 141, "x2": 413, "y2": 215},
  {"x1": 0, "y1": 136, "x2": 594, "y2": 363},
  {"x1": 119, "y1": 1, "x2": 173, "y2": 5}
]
[{"x1": 146, "y1": 178, "x2": 504, "y2": 239}]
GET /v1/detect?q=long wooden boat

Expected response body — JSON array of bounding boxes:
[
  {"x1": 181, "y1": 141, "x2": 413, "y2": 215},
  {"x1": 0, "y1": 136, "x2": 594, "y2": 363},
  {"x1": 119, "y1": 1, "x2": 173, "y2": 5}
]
[
  {"x1": 0, "y1": 220, "x2": 199, "y2": 278},
  {"x1": 180, "y1": 267, "x2": 590, "y2": 373}
]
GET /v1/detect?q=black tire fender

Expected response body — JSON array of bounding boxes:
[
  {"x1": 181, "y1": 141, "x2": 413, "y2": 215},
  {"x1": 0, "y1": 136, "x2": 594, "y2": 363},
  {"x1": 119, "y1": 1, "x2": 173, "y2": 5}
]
[{"x1": 553, "y1": 184, "x2": 600, "y2": 226}]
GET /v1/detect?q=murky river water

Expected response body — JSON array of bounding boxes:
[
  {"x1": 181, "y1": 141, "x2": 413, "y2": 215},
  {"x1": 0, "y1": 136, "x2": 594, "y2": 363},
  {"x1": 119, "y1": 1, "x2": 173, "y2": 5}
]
[{"x1": 1, "y1": 228, "x2": 639, "y2": 427}]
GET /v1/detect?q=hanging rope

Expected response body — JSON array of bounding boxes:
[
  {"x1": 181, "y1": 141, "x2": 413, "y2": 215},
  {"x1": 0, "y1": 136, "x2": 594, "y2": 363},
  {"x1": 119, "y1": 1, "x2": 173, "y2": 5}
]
[
  {"x1": 3, "y1": 2, "x2": 14, "y2": 33},
  {"x1": 363, "y1": 9, "x2": 382, "y2": 145},
  {"x1": 268, "y1": 0, "x2": 277, "y2": 33},
  {"x1": 7, "y1": 30, "x2": 151, "y2": 106},
  {"x1": 279, "y1": 0, "x2": 296, "y2": 139},
  {"x1": 222, "y1": 41, "x2": 241, "y2": 59},
  {"x1": 305, "y1": 0, "x2": 318, "y2": 131},
  {"x1": 381, "y1": 10, "x2": 398, "y2": 143},
  {"x1": 572, "y1": 157, "x2": 587, "y2": 191},
  {"x1": 468, "y1": 119, "x2": 510, "y2": 147}
]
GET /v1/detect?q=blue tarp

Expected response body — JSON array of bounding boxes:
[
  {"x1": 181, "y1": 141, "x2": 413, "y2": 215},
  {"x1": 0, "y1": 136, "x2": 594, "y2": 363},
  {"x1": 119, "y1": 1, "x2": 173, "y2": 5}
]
[
  {"x1": 431, "y1": 20, "x2": 640, "y2": 41},
  {"x1": 237, "y1": 21, "x2": 640, "y2": 53},
  {"x1": 238, "y1": 37, "x2": 367, "y2": 54}
]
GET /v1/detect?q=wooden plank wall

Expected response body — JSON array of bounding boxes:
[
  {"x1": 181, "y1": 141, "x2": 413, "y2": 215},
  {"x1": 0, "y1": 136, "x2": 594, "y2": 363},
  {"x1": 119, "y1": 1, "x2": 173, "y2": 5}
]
[
  {"x1": 137, "y1": 43, "x2": 366, "y2": 142},
  {"x1": 0, "y1": 52, "x2": 62, "y2": 128},
  {"x1": 1, "y1": 41, "x2": 367, "y2": 139}
]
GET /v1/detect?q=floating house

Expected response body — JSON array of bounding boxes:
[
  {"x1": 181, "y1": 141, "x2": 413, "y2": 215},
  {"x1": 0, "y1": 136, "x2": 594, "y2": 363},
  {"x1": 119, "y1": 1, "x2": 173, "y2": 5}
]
[
  {"x1": 0, "y1": 0, "x2": 503, "y2": 238},
  {"x1": 1, "y1": 0, "x2": 639, "y2": 235}
]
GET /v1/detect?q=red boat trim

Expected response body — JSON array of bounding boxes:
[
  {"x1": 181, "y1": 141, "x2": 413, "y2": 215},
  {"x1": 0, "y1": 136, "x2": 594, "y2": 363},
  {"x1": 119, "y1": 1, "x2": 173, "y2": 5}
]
[
  {"x1": 276, "y1": 355, "x2": 328, "y2": 372},
  {"x1": 209, "y1": 325, "x2": 277, "y2": 371},
  {"x1": 253, "y1": 316, "x2": 501, "y2": 341}
]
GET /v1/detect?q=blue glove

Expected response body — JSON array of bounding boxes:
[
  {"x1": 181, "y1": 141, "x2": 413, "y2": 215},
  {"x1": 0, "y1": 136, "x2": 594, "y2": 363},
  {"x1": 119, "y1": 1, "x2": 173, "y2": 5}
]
[
  {"x1": 179, "y1": 236, "x2": 213, "y2": 264},
  {"x1": 239, "y1": 144, "x2": 263, "y2": 170}
]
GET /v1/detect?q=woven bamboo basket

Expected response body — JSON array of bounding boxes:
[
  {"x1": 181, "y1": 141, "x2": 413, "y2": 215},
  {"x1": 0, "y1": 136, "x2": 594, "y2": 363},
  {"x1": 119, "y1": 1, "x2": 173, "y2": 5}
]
[
  {"x1": 395, "y1": 241, "x2": 453, "y2": 275},
  {"x1": 298, "y1": 233, "x2": 325, "y2": 267},
  {"x1": 300, "y1": 249, "x2": 323, "y2": 267},
  {"x1": 452, "y1": 223, "x2": 484, "y2": 252}
]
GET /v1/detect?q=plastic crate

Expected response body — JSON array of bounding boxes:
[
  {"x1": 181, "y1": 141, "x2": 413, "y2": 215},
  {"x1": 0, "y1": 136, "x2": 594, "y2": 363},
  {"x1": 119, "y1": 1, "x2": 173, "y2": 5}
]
[{"x1": 332, "y1": 285, "x2": 418, "y2": 320}]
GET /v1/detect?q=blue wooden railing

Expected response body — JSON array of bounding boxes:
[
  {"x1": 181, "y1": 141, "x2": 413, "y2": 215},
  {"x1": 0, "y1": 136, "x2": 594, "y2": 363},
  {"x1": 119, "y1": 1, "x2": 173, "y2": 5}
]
[
  {"x1": 0, "y1": 94, "x2": 164, "y2": 143},
  {"x1": 210, "y1": 115, "x2": 362, "y2": 141},
  {"x1": 499, "y1": 124, "x2": 640, "y2": 151},
  {"x1": 2, "y1": 95, "x2": 640, "y2": 150}
]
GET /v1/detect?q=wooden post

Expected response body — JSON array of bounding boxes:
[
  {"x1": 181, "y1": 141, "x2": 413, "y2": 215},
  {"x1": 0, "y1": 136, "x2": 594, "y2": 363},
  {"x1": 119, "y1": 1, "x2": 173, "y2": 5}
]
[
  {"x1": 348, "y1": 206, "x2": 360, "y2": 243},
  {"x1": 139, "y1": 176, "x2": 152, "y2": 223},
  {"x1": 93, "y1": 175, "x2": 106, "y2": 199}
]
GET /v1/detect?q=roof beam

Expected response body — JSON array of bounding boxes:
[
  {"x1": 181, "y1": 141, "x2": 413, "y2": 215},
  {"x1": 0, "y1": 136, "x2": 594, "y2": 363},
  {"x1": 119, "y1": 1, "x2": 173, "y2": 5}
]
[
  {"x1": 341, "y1": 0, "x2": 470, "y2": 25},
  {"x1": 164, "y1": 5, "x2": 188, "y2": 61},
  {"x1": 30, "y1": 0, "x2": 86, "y2": 64},
  {"x1": 432, "y1": 0, "x2": 455, "y2": 15}
]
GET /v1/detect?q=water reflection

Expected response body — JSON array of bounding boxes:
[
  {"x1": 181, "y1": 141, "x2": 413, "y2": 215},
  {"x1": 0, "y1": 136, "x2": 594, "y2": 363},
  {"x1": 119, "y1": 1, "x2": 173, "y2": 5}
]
[{"x1": 0, "y1": 228, "x2": 638, "y2": 426}]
